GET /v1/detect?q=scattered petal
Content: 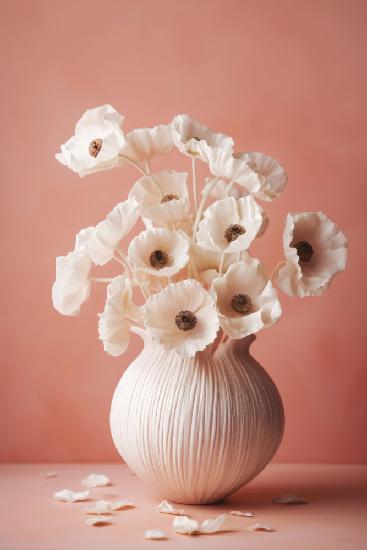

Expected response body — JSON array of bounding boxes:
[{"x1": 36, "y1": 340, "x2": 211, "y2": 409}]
[
  {"x1": 273, "y1": 493, "x2": 308, "y2": 504},
  {"x1": 247, "y1": 523, "x2": 275, "y2": 532},
  {"x1": 200, "y1": 513, "x2": 228, "y2": 534},
  {"x1": 43, "y1": 471, "x2": 58, "y2": 478},
  {"x1": 85, "y1": 515, "x2": 111, "y2": 526},
  {"x1": 111, "y1": 500, "x2": 135, "y2": 510},
  {"x1": 81, "y1": 473, "x2": 110, "y2": 488},
  {"x1": 85, "y1": 499, "x2": 135, "y2": 514},
  {"x1": 144, "y1": 529, "x2": 167, "y2": 540},
  {"x1": 53, "y1": 489, "x2": 90, "y2": 503},
  {"x1": 157, "y1": 500, "x2": 185, "y2": 515},
  {"x1": 230, "y1": 510, "x2": 254, "y2": 517},
  {"x1": 172, "y1": 515, "x2": 199, "y2": 535}
]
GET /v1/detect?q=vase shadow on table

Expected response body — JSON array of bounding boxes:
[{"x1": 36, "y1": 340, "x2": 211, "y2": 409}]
[{"x1": 224, "y1": 474, "x2": 367, "y2": 510}]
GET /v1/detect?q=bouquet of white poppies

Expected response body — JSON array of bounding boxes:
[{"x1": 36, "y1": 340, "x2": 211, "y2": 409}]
[{"x1": 52, "y1": 105, "x2": 347, "y2": 358}]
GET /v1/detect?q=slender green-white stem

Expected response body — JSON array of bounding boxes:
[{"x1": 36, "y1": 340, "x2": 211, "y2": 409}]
[
  {"x1": 191, "y1": 177, "x2": 219, "y2": 241},
  {"x1": 91, "y1": 277, "x2": 115, "y2": 283},
  {"x1": 270, "y1": 260, "x2": 287, "y2": 281},
  {"x1": 118, "y1": 154, "x2": 148, "y2": 176},
  {"x1": 219, "y1": 251, "x2": 226, "y2": 276},
  {"x1": 116, "y1": 249, "x2": 149, "y2": 300},
  {"x1": 192, "y1": 157, "x2": 198, "y2": 212},
  {"x1": 144, "y1": 160, "x2": 151, "y2": 173}
]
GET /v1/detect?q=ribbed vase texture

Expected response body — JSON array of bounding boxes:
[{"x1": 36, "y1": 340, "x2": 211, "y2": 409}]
[{"x1": 110, "y1": 335, "x2": 284, "y2": 504}]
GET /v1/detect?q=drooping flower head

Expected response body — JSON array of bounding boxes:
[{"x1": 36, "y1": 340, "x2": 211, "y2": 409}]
[
  {"x1": 275, "y1": 211, "x2": 347, "y2": 297},
  {"x1": 119, "y1": 124, "x2": 173, "y2": 164},
  {"x1": 52, "y1": 227, "x2": 94, "y2": 316},
  {"x1": 171, "y1": 114, "x2": 234, "y2": 162},
  {"x1": 88, "y1": 198, "x2": 139, "y2": 265},
  {"x1": 55, "y1": 104, "x2": 126, "y2": 177},
  {"x1": 129, "y1": 171, "x2": 189, "y2": 227},
  {"x1": 98, "y1": 276, "x2": 142, "y2": 357},
  {"x1": 196, "y1": 196, "x2": 264, "y2": 253},
  {"x1": 144, "y1": 279, "x2": 220, "y2": 357},
  {"x1": 212, "y1": 257, "x2": 281, "y2": 339},
  {"x1": 208, "y1": 150, "x2": 287, "y2": 201},
  {"x1": 128, "y1": 228, "x2": 189, "y2": 277}
]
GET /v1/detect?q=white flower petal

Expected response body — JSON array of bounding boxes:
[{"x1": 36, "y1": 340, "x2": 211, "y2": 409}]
[
  {"x1": 276, "y1": 211, "x2": 347, "y2": 297},
  {"x1": 52, "y1": 227, "x2": 94, "y2": 316},
  {"x1": 86, "y1": 499, "x2": 135, "y2": 514},
  {"x1": 242, "y1": 151, "x2": 288, "y2": 201},
  {"x1": 129, "y1": 171, "x2": 189, "y2": 226},
  {"x1": 53, "y1": 489, "x2": 90, "y2": 502},
  {"x1": 171, "y1": 114, "x2": 233, "y2": 161},
  {"x1": 144, "y1": 279, "x2": 220, "y2": 357},
  {"x1": 88, "y1": 199, "x2": 139, "y2": 265},
  {"x1": 208, "y1": 149, "x2": 260, "y2": 193},
  {"x1": 197, "y1": 196, "x2": 263, "y2": 253},
  {"x1": 172, "y1": 515, "x2": 199, "y2": 535},
  {"x1": 81, "y1": 473, "x2": 110, "y2": 488},
  {"x1": 55, "y1": 104, "x2": 126, "y2": 177},
  {"x1": 128, "y1": 228, "x2": 189, "y2": 277},
  {"x1": 98, "y1": 276, "x2": 142, "y2": 357},
  {"x1": 212, "y1": 259, "x2": 281, "y2": 339},
  {"x1": 157, "y1": 500, "x2": 185, "y2": 515},
  {"x1": 230, "y1": 510, "x2": 254, "y2": 517},
  {"x1": 144, "y1": 529, "x2": 167, "y2": 540},
  {"x1": 120, "y1": 124, "x2": 173, "y2": 163},
  {"x1": 247, "y1": 523, "x2": 275, "y2": 532},
  {"x1": 200, "y1": 513, "x2": 227, "y2": 534},
  {"x1": 85, "y1": 515, "x2": 111, "y2": 526},
  {"x1": 272, "y1": 493, "x2": 308, "y2": 504}
]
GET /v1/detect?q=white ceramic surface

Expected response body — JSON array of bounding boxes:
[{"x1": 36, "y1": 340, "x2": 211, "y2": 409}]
[{"x1": 110, "y1": 335, "x2": 284, "y2": 504}]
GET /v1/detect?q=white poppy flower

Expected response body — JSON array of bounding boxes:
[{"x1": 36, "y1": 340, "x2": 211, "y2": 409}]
[
  {"x1": 127, "y1": 228, "x2": 189, "y2": 277},
  {"x1": 98, "y1": 276, "x2": 142, "y2": 357},
  {"x1": 190, "y1": 244, "x2": 239, "y2": 287},
  {"x1": 207, "y1": 149, "x2": 260, "y2": 193},
  {"x1": 52, "y1": 227, "x2": 94, "y2": 316},
  {"x1": 144, "y1": 279, "x2": 220, "y2": 357},
  {"x1": 275, "y1": 212, "x2": 347, "y2": 298},
  {"x1": 212, "y1": 258, "x2": 281, "y2": 339},
  {"x1": 241, "y1": 151, "x2": 288, "y2": 201},
  {"x1": 196, "y1": 196, "x2": 264, "y2": 253},
  {"x1": 88, "y1": 198, "x2": 139, "y2": 265},
  {"x1": 55, "y1": 104, "x2": 125, "y2": 177},
  {"x1": 201, "y1": 177, "x2": 242, "y2": 200},
  {"x1": 119, "y1": 124, "x2": 173, "y2": 164},
  {"x1": 171, "y1": 114, "x2": 234, "y2": 162},
  {"x1": 129, "y1": 171, "x2": 189, "y2": 226}
]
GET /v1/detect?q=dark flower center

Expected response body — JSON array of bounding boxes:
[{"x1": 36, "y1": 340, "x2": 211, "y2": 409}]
[
  {"x1": 161, "y1": 194, "x2": 179, "y2": 203},
  {"x1": 293, "y1": 240, "x2": 314, "y2": 262},
  {"x1": 175, "y1": 310, "x2": 197, "y2": 331},
  {"x1": 224, "y1": 224, "x2": 246, "y2": 243},
  {"x1": 149, "y1": 250, "x2": 169, "y2": 270},
  {"x1": 230, "y1": 293, "x2": 253, "y2": 315},
  {"x1": 88, "y1": 138, "x2": 103, "y2": 158},
  {"x1": 188, "y1": 136, "x2": 202, "y2": 141}
]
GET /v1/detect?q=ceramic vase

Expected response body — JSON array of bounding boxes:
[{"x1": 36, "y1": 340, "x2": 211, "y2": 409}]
[{"x1": 110, "y1": 334, "x2": 284, "y2": 504}]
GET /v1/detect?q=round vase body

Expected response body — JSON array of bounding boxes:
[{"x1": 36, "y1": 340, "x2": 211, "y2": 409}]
[{"x1": 110, "y1": 336, "x2": 284, "y2": 504}]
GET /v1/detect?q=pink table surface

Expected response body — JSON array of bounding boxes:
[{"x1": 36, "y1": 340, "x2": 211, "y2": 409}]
[{"x1": 0, "y1": 463, "x2": 366, "y2": 549}]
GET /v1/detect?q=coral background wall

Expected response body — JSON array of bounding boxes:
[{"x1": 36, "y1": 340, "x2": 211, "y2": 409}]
[{"x1": 1, "y1": 0, "x2": 366, "y2": 463}]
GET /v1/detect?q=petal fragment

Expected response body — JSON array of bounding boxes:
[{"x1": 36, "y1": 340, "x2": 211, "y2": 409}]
[
  {"x1": 157, "y1": 500, "x2": 185, "y2": 515},
  {"x1": 81, "y1": 473, "x2": 110, "y2": 488},
  {"x1": 53, "y1": 489, "x2": 90, "y2": 502}
]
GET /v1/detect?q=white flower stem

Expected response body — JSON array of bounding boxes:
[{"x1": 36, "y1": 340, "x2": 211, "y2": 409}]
[
  {"x1": 91, "y1": 277, "x2": 115, "y2": 283},
  {"x1": 192, "y1": 177, "x2": 219, "y2": 241},
  {"x1": 270, "y1": 260, "x2": 287, "y2": 281},
  {"x1": 226, "y1": 180, "x2": 235, "y2": 196},
  {"x1": 192, "y1": 157, "x2": 198, "y2": 212},
  {"x1": 117, "y1": 249, "x2": 149, "y2": 300},
  {"x1": 219, "y1": 251, "x2": 226, "y2": 275},
  {"x1": 144, "y1": 160, "x2": 151, "y2": 173},
  {"x1": 118, "y1": 154, "x2": 148, "y2": 176}
]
